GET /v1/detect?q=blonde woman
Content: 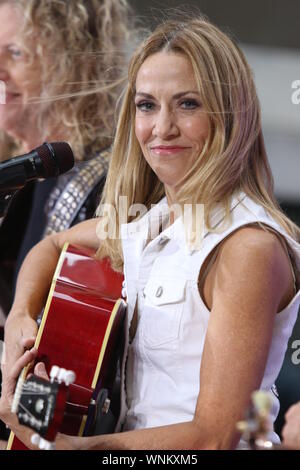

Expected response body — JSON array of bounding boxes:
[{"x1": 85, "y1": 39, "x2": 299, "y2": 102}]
[
  {"x1": 1, "y1": 15, "x2": 299, "y2": 450},
  {"x1": 0, "y1": 0, "x2": 133, "y2": 316}
]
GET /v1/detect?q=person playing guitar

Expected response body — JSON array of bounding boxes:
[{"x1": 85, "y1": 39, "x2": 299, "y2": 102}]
[{"x1": 1, "y1": 13, "x2": 299, "y2": 450}]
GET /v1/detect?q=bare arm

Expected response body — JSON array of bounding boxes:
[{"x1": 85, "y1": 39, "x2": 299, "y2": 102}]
[
  {"x1": 192, "y1": 227, "x2": 291, "y2": 449},
  {"x1": 3, "y1": 218, "x2": 100, "y2": 373}
]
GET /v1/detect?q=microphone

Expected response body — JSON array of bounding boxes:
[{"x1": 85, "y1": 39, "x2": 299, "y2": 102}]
[{"x1": 0, "y1": 142, "x2": 74, "y2": 192}]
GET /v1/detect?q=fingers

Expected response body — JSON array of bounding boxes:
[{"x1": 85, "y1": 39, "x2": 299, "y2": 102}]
[
  {"x1": 20, "y1": 323, "x2": 38, "y2": 349},
  {"x1": 285, "y1": 401, "x2": 300, "y2": 420},
  {"x1": 10, "y1": 348, "x2": 38, "y2": 381},
  {"x1": 282, "y1": 423, "x2": 300, "y2": 450},
  {"x1": 0, "y1": 348, "x2": 38, "y2": 416},
  {"x1": 282, "y1": 401, "x2": 300, "y2": 449},
  {"x1": 21, "y1": 337, "x2": 36, "y2": 350}
]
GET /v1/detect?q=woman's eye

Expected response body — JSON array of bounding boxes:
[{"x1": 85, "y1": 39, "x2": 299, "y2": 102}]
[
  {"x1": 7, "y1": 46, "x2": 22, "y2": 58},
  {"x1": 180, "y1": 99, "x2": 200, "y2": 109},
  {"x1": 135, "y1": 101, "x2": 154, "y2": 112}
]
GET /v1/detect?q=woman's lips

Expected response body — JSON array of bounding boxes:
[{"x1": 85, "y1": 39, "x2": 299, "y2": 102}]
[{"x1": 150, "y1": 146, "x2": 191, "y2": 155}]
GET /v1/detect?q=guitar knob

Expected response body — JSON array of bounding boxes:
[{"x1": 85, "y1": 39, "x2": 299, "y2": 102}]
[
  {"x1": 31, "y1": 433, "x2": 55, "y2": 451},
  {"x1": 39, "y1": 438, "x2": 55, "y2": 451},
  {"x1": 57, "y1": 368, "x2": 67, "y2": 384},
  {"x1": 63, "y1": 370, "x2": 76, "y2": 386},
  {"x1": 50, "y1": 365, "x2": 60, "y2": 382},
  {"x1": 50, "y1": 365, "x2": 76, "y2": 386},
  {"x1": 31, "y1": 433, "x2": 41, "y2": 446},
  {"x1": 35, "y1": 398, "x2": 45, "y2": 414}
]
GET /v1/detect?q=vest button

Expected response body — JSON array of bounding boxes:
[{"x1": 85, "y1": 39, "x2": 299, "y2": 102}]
[{"x1": 155, "y1": 286, "x2": 163, "y2": 297}]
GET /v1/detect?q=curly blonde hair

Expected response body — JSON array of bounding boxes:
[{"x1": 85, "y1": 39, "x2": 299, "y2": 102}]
[
  {"x1": 2, "y1": 0, "x2": 133, "y2": 160},
  {"x1": 0, "y1": 130, "x2": 17, "y2": 162},
  {"x1": 96, "y1": 15, "x2": 300, "y2": 270}
]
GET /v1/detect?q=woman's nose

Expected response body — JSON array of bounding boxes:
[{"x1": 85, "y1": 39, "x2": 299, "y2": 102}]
[{"x1": 153, "y1": 108, "x2": 179, "y2": 139}]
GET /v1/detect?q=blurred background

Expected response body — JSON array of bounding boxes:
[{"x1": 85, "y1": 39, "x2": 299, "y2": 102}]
[{"x1": 130, "y1": 0, "x2": 300, "y2": 438}]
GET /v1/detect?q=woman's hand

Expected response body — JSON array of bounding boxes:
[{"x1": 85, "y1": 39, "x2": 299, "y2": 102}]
[
  {"x1": 0, "y1": 355, "x2": 78, "y2": 450},
  {"x1": 282, "y1": 402, "x2": 300, "y2": 450},
  {"x1": 1, "y1": 301, "x2": 40, "y2": 442},
  {"x1": 0, "y1": 347, "x2": 38, "y2": 448},
  {"x1": 0, "y1": 347, "x2": 38, "y2": 421}
]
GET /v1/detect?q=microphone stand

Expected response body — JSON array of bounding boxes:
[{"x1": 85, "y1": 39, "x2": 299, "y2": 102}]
[{"x1": 0, "y1": 191, "x2": 17, "y2": 218}]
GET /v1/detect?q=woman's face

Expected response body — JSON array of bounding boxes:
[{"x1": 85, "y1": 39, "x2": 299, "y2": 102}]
[
  {"x1": 0, "y1": 3, "x2": 41, "y2": 143},
  {"x1": 134, "y1": 51, "x2": 210, "y2": 197}
]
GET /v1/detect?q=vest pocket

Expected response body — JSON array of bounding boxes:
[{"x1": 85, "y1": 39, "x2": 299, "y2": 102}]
[{"x1": 141, "y1": 277, "x2": 186, "y2": 348}]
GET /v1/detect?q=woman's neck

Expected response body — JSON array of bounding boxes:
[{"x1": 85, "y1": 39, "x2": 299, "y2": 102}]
[
  {"x1": 9, "y1": 119, "x2": 66, "y2": 153},
  {"x1": 165, "y1": 185, "x2": 180, "y2": 226}
]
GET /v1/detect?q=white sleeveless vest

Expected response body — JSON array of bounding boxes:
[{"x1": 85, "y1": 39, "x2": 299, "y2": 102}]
[{"x1": 117, "y1": 192, "x2": 300, "y2": 446}]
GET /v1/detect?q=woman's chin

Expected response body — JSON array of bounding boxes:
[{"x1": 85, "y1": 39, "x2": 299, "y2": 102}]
[{"x1": 0, "y1": 112, "x2": 24, "y2": 140}]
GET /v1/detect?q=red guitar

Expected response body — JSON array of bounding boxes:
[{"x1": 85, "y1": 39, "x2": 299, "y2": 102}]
[{"x1": 7, "y1": 243, "x2": 126, "y2": 450}]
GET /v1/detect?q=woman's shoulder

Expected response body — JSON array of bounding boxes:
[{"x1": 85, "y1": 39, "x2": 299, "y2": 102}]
[
  {"x1": 220, "y1": 224, "x2": 286, "y2": 258},
  {"x1": 205, "y1": 225, "x2": 295, "y2": 313}
]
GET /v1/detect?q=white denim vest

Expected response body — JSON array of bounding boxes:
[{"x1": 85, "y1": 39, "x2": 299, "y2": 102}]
[{"x1": 116, "y1": 192, "x2": 300, "y2": 447}]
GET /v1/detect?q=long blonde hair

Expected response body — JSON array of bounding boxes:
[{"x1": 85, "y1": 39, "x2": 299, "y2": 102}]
[
  {"x1": 97, "y1": 15, "x2": 300, "y2": 270},
  {"x1": 1, "y1": 0, "x2": 133, "y2": 160}
]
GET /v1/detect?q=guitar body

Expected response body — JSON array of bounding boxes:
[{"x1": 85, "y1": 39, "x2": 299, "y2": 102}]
[{"x1": 7, "y1": 243, "x2": 126, "y2": 450}]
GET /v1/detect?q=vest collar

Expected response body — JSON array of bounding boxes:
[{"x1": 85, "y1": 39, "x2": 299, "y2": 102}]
[{"x1": 121, "y1": 192, "x2": 247, "y2": 255}]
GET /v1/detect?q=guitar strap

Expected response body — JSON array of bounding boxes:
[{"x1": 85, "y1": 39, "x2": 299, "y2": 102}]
[{"x1": 43, "y1": 149, "x2": 110, "y2": 236}]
